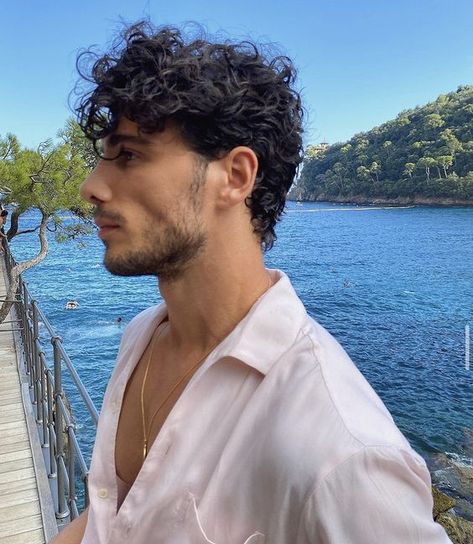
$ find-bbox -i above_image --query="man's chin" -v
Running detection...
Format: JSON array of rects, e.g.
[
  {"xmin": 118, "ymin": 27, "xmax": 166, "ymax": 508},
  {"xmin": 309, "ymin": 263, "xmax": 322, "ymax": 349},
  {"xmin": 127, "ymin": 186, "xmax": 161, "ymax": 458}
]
[{"xmin": 103, "ymin": 252, "xmax": 151, "ymax": 277}]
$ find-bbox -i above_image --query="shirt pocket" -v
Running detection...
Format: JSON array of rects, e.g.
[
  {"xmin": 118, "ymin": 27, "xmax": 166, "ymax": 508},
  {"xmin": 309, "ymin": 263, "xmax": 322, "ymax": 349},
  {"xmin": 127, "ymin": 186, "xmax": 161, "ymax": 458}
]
[{"xmin": 184, "ymin": 493, "xmax": 265, "ymax": 544}]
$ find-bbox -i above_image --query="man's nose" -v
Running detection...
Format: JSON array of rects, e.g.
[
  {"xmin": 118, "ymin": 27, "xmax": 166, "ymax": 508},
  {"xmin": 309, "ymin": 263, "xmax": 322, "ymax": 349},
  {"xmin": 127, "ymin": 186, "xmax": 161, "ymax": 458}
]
[{"xmin": 80, "ymin": 161, "xmax": 112, "ymax": 204}]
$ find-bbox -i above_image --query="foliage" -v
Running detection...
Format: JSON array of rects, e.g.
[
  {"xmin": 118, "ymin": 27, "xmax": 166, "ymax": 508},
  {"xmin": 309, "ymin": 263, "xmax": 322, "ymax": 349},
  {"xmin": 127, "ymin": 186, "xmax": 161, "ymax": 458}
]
[
  {"xmin": 292, "ymin": 85, "xmax": 473, "ymax": 202},
  {"xmin": 0, "ymin": 119, "xmax": 95, "ymax": 322},
  {"xmin": 0, "ymin": 118, "xmax": 94, "ymax": 240}
]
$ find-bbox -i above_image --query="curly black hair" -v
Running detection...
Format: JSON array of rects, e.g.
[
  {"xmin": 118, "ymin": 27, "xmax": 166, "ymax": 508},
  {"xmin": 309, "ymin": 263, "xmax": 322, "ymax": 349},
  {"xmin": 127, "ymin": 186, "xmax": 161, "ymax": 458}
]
[{"xmin": 75, "ymin": 22, "xmax": 304, "ymax": 250}]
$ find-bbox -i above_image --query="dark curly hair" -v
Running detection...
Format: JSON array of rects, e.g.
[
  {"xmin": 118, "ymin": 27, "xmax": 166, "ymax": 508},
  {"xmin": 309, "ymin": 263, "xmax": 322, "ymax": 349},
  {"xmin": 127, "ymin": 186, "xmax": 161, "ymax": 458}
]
[{"xmin": 75, "ymin": 22, "xmax": 304, "ymax": 250}]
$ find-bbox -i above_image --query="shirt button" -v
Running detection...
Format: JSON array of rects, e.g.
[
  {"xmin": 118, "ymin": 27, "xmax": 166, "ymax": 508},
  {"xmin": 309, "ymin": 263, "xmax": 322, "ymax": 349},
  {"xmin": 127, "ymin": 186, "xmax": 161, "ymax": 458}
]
[{"xmin": 98, "ymin": 488, "xmax": 108, "ymax": 499}]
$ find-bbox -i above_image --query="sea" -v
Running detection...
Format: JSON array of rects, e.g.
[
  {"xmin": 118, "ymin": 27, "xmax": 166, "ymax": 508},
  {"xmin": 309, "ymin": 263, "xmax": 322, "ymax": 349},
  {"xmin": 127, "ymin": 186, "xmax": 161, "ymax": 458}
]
[{"xmin": 9, "ymin": 201, "xmax": 473, "ymax": 514}]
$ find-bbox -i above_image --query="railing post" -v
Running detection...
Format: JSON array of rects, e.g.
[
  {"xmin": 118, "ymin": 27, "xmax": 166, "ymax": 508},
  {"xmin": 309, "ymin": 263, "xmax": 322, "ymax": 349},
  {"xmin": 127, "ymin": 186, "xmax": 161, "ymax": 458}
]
[
  {"xmin": 33, "ymin": 301, "xmax": 49, "ymax": 446},
  {"xmin": 46, "ymin": 371, "xmax": 57, "ymax": 478},
  {"xmin": 22, "ymin": 283, "xmax": 33, "ymax": 384},
  {"xmin": 32, "ymin": 299, "xmax": 39, "ymax": 340},
  {"xmin": 40, "ymin": 353, "xmax": 49, "ymax": 449},
  {"xmin": 67, "ymin": 424, "xmax": 77, "ymax": 519},
  {"xmin": 52, "ymin": 335, "xmax": 69, "ymax": 520},
  {"xmin": 32, "ymin": 301, "xmax": 42, "ymax": 425}
]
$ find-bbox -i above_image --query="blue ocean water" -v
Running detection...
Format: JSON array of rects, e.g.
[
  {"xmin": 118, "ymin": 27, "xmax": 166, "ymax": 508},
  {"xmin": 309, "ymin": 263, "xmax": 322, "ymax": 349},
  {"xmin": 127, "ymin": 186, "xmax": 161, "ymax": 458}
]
[{"xmin": 10, "ymin": 203, "xmax": 473, "ymax": 492}]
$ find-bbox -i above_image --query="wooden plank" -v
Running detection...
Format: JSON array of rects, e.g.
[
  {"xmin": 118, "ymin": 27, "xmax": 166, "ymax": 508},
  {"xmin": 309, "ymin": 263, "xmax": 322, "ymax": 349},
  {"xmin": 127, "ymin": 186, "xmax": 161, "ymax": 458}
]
[
  {"xmin": 0, "ymin": 416, "xmax": 25, "ymax": 428},
  {"xmin": 0, "ymin": 412, "xmax": 24, "ymax": 423},
  {"xmin": 0, "ymin": 449, "xmax": 32, "ymax": 465},
  {"xmin": 0, "ymin": 420, "xmax": 26, "ymax": 432},
  {"xmin": 0, "ymin": 477, "xmax": 37, "ymax": 496},
  {"xmin": 0, "ymin": 371, "xmax": 17, "ymax": 379},
  {"xmin": 0, "ymin": 513, "xmax": 43, "ymax": 537},
  {"xmin": 0, "ymin": 427, "xmax": 28, "ymax": 441},
  {"xmin": 0, "ymin": 410, "xmax": 25, "ymax": 422},
  {"xmin": 0, "ymin": 441, "xmax": 30, "ymax": 456},
  {"xmin": 0, "ymin": 457, "xmax": 33, "ymax": 475},
  {"xmin": 0, "ymin": 398, "xmax": 24, "ymax": 414},
  {"xmin": 0, "ymin": 394, "xmax": 22, "ymax": 405},
  {"xmin": 0, "ymin": 401, "xmax": 22, "ymax": 412},
  {"xmin": 0, "ymin": 467, "xmax": 35, "ymax": 485},
  {"xmin": 0, "ymin": 498, "xmax": 40, "ymax": 522},
  {"xmin": 0, "ymin": 528, "xmax": 45, "ymax": 544},
  {"xmin": 0, "ymin": 390, "xmax": 21, "ymax": 400},
  {"xmin": 0, "ymin": 378, "xmax": 19, "ymax": 385},
  {"xmin": 0, "ymin": 408, "xmax": 24, "ymax": 421},
  {"xmin": 0, "ymin": 360, "xmax": 17, "ymax": 367},
  {"xmin": 0, "ymin": 378, "xmax": 21, "ymax": 388},
  {"xmin": 0, "ymin": 371, "xmax": 19, "ymax": 379},
  {"xmin": 0, "ymin": 488, "xmax": 39, "ymax": 509},
  {"xmin": 0, "ymin": 414, "xmax": 25, "ymax": 427}
]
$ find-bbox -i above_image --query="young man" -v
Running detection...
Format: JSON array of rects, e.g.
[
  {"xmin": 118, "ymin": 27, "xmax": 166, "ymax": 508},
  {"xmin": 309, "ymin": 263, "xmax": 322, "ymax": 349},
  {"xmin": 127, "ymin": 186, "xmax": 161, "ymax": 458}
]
[{"xmin": 52, "ymin": 23, "xmax": 451, "ymax": 543}]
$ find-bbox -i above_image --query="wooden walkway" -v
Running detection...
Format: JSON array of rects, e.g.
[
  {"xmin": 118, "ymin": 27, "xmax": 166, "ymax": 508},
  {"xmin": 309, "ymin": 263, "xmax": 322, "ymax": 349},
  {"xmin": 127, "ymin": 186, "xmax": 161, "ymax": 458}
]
[{"xmin": 0, "ymin": 259, "xmax": 57, "ymax": 543}]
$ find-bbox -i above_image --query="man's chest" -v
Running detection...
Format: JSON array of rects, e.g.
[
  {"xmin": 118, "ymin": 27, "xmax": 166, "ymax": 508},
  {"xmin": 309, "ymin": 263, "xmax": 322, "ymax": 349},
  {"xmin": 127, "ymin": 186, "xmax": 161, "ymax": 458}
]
[
  {"xmin": 114, "ymin": 352, "xmax": 192, "ymax": 486},
  {"xmin": 89, "ymin": 355, "xmax": 310, "ymax": 544}
]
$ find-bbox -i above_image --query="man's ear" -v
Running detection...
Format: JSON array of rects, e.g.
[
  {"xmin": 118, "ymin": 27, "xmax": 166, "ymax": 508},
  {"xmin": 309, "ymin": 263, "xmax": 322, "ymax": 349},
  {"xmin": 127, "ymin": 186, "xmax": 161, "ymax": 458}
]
[{"xmin": 216, "ymin": 146, "xmax": 258, "ymax": 209}]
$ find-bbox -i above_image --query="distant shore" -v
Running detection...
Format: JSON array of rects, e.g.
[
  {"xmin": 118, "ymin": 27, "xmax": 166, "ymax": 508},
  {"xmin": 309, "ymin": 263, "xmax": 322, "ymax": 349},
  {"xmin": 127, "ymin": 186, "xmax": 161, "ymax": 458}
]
[{"xmin": 288, "ymin": 195, "xmax": 473, "ymax": 207}]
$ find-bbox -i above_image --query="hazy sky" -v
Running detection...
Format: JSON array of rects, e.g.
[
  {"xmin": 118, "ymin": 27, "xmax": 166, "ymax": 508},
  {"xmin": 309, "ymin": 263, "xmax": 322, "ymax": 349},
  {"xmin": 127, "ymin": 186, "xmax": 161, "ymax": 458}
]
[{"xmin": 1, "ymin": 0, "xmax": 472, "ymax": 149}]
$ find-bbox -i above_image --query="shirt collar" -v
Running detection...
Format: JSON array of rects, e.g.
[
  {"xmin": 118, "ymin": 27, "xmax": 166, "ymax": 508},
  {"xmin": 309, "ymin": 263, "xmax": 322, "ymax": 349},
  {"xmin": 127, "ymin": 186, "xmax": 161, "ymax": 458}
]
[
  {"xmin": 148, "ymin": 269, "xmax": 307, "ymax": 377},
  {"xmin": 212, "ymin": 269, "xmax": 307, "ymax": 375}
]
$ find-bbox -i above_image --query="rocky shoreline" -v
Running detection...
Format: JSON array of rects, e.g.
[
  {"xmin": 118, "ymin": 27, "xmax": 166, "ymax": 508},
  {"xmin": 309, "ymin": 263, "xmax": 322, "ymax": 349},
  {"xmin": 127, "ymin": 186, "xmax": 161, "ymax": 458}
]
[
  {"xmin": 433, "ymin": 486, "xmax": 473, "ymax": 543},
  {"xmin": 289, "ymin": 195, "xmax": 473, "ymax": 207}
]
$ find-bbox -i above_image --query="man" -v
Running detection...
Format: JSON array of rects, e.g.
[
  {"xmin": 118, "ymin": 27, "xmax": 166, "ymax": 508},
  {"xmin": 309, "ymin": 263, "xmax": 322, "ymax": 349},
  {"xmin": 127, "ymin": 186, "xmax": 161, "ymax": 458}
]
[{"xmin": 52, "ymin": 22, "xmax": 451, "ymax": 543}]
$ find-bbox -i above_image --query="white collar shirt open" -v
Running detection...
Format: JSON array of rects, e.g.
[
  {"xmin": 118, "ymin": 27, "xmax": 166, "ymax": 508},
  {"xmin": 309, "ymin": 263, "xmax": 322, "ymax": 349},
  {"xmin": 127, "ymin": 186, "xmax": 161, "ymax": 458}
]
[{"xmin": 81, "ymin": 269, "xmax": 452, "ymax": 544}]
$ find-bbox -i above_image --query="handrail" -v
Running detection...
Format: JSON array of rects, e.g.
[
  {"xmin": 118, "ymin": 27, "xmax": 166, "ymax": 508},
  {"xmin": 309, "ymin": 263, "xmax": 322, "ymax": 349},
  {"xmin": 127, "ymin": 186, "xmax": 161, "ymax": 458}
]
[{"xmin": 3, "ymin": 240, "xmax": 97, "ymax": 524}]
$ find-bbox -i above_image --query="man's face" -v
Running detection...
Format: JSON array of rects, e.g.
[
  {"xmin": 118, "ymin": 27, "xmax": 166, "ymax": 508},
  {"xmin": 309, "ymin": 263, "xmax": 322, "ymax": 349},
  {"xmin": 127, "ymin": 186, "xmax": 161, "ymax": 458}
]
[{"xmin": 80, "ymin": 118, "xmax": 208, "ymax": 281}]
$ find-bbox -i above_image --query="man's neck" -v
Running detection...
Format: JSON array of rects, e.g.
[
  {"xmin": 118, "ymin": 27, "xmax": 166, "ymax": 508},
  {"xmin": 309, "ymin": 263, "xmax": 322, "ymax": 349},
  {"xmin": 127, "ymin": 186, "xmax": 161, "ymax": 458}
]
[{"xmin": 158, "ymin": 247, "xmax": 270, "ymax": 357}]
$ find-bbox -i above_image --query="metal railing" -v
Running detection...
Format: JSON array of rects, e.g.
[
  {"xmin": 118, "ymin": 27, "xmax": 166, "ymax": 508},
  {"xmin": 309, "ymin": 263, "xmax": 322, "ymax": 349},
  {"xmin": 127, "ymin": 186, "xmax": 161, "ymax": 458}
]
[{"xmin": 3, "ymin": 242, "xmax": 98, "ymax": 523}]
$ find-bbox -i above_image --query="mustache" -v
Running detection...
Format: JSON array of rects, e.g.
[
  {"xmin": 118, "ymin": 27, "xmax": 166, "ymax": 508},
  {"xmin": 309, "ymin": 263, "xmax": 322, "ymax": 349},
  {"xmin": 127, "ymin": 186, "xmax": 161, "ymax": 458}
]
[{"xmin": 94, "ymin": 209, "xmax": 125, "ymax": 225}]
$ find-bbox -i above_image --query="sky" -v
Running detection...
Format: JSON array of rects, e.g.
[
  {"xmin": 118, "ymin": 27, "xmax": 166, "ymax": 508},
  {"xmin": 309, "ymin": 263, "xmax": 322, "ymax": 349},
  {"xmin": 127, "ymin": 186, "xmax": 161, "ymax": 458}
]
[{"xmin": 1, "ymin": 0, "xmax": 472, "ymax": 150}]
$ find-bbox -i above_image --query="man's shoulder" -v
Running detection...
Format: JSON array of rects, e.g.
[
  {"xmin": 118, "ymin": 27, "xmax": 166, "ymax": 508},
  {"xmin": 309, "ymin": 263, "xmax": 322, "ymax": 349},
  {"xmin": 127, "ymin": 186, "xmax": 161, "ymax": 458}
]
[{"xmin": 266, "ymin": 315, "xmax": 412, "ymax": 467}]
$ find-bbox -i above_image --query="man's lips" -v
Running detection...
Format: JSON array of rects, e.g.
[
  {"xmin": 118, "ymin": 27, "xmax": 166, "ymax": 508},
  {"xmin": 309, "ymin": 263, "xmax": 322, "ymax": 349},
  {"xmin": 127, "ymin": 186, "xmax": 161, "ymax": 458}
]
[
  {"xmin": 95, "ymin": 213, "xmax": 124, "ymax": 239},
  {"xmin": 95, "ymin": 221, "xmax": 120, "ymax": 238}
]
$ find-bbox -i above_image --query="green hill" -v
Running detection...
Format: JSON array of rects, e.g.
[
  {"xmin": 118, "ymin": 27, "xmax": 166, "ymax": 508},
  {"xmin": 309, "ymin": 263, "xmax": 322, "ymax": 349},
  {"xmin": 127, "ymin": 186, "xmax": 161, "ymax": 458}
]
[{"xmin": 291, "ymin": 85, "xmax": 473, "ymax": 205}]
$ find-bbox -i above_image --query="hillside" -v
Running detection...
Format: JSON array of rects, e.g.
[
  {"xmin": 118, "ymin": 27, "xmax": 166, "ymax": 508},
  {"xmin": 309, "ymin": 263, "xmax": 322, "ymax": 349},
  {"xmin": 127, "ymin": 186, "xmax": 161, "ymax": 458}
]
[{"xmin": 291, "ymin": 85, "xmax": 473, "ymax": 204}]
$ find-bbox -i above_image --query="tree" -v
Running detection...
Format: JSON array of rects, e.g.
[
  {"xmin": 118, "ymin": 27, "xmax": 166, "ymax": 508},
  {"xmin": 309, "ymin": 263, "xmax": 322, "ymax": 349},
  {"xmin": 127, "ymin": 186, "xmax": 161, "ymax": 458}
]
[
  {"xmin": 425, "ymin": 113, "xmax": 445, "ymax": 130},
  {"xmin": 436, "ymin": 155, "xmax": 453, "ymax": 178},
  {"xmin": 403, "ymin": 163, "xmax": 416, "ymax": 178},
  {"xmin": 370, "ymin": 161, "xmax": 381, "ymax": 183},
  {"xmin": 440, "ymin": 128, "xmax": 462, "ymax": 153},
  {"xmin": 357, "ymin": 166, "xmax": 371, "ymax": 181},
  {"xmin": 332, "ymin": 162, "xmax": 348, "ymax": 193},
  {"xmin": 417, "ymin": 157, "xmax": 437, "ymax": 181},
  {"xmin": 0, "ymin": 119, "xmax": 94, "ymax": 323},
  {"xmin": 58, "ymin": 118, "xmax": 98, "ymax": 171},
  {"xmin": 304, "ymin": 145, "xmax": 319, "ymax": 159}
]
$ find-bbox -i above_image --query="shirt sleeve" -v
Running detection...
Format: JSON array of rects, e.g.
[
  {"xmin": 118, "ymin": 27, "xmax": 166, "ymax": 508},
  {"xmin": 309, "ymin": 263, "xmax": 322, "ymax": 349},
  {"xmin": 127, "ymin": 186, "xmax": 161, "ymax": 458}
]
[{"xmin": 298, "ymin": 445, "xmax": 452, "ymax": 544}]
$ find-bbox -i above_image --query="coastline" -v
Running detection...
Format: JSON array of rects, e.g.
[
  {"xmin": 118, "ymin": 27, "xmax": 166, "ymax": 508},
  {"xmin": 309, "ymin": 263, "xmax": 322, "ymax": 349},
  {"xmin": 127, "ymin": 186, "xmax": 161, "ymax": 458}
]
[{"xmin": 289, "ymin": 195, "xmax": 473, "ymax": 207}]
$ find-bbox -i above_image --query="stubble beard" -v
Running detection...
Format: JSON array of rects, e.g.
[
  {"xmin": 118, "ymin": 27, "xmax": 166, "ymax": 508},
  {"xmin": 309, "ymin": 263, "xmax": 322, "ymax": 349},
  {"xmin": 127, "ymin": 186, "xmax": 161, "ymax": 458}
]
[{"xmin": 103, "ymin": 160, "xmax": 208, "ymax": 281}]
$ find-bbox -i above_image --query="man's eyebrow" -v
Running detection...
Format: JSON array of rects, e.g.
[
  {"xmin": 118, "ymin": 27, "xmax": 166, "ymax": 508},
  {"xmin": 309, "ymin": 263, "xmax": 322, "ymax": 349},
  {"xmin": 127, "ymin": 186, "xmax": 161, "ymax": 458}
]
[{"xmin": 105, "ymin": 133, "xmax": 153, "ymax": 147}]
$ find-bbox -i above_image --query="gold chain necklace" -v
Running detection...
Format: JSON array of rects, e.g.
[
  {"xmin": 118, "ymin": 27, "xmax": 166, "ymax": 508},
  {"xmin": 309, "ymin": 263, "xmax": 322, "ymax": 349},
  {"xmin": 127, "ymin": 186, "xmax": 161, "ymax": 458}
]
[
  {"xmin": 140, "ymin": 273, "xmax": 273, "ymax": 461},
  {"xmin": 140, "ymin": 322, "xmax": 219, "ymax": 460}
]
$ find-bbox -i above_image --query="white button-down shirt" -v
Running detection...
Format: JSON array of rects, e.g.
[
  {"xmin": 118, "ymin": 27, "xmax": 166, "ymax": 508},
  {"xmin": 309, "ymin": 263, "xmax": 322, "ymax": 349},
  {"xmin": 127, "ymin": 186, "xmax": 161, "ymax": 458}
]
[{"xmin": 81, "ymin": 269, "xmax": 451, "ymax": 543}]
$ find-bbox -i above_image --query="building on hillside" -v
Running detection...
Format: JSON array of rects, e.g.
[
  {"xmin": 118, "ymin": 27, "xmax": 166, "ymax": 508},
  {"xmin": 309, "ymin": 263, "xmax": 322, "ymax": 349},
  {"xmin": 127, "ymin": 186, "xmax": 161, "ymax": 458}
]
[{"xmin": 306, "ymin": 142, "xmax": 330, "ymax": 157}]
